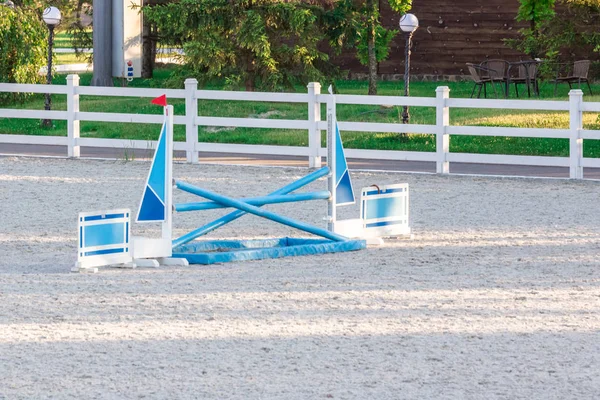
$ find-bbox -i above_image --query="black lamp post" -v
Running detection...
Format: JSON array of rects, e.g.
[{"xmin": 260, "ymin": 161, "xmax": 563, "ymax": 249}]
[
  {"xmin": 399, "ymin": 13, "xmax": 419, "ymax": 124},
  {"xmin": 42, "ymin": 6, "xmax": 61, "ymax": 128}
]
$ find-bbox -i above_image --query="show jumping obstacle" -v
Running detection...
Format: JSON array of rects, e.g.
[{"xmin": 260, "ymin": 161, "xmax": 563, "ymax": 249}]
[{"xmin": 74, "ymin": 89, "xmax": 410, "ymax": 272}]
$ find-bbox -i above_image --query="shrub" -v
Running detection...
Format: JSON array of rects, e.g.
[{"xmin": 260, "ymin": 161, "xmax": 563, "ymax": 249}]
[{"xmin": 0, "ymin": 2, "xmax": 47, "ymax": 103}]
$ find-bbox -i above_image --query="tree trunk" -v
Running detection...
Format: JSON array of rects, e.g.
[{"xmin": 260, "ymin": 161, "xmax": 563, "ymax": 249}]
[
  {"xmin": 141, "ymin": 14, "xmax": 155, "ymax": 78},
  {"xmin": 366, "ymin": 0, "xmax": 378, "ymax": 95},
  {"xmin": 244, "ymin": 48, "xmax": 255, "ymax": 91},
  {"xmin": 244, "ymin": 0, "xmax": 255, "ymax": 91},
  {"xmin": 245, "ymin": 59, "xmax": 255, "ymax": 92}
]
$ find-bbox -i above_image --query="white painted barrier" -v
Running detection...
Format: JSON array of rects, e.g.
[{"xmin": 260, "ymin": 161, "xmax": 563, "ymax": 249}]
[
  {"xmin": 74, "ymin": 209, "xmax": 133, "ymax": 272},
  {"xmin": 333, "ymin": 184, "xmax": 411, "ymax": 245},
  {"xmin": 0, "ymin": 77, "xmax": 599, "ymax": 179}
]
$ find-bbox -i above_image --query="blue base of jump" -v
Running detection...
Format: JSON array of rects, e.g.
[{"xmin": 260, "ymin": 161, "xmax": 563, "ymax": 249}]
[{"xmin": 172, "ymin": 237, "xmax": 367, "ymax": 265}]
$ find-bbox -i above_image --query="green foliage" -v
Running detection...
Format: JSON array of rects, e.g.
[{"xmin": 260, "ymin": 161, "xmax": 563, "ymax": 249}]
[
  {"xmin": 356, "ymin": 24, "xmax": 397, "ymax": 65},
  {"xmin": 143, "ymin": 0, "xmax": 336, "ymax": 91},
  {"xmin": 508, "ymin": 0, "xmax": 600, "ymax": 66},
  {"xmin": 331, "ymin": 0, "xmax": 411, "ymax": 94},
  {"xmin": 0, "ymin": 2, "xmax": 47, "ymax": 103},
  {"xmin": 65, "ymin": 1, "xmax": 93, "ymax": 62},
  {"xmin": 332, "ymin": 0, "xmax": 412, "ymax": 60},
  {"xmin": 506, "ymin": 0, "xmax": 556, "ymax": 58},
  {"xmin": 516, "ymin": 0, "xmax": 556, "ymax": 28},
  {"xmin": 387, "ymin": 0, "xmax": 412, "ymax": 14},
  {"xmin": 43, "ymin": 0, "xmax": 93, "ymax": 60},
  {"xmin": 563, "ymin": 0, "xmax": 600, "ymax": 6}
]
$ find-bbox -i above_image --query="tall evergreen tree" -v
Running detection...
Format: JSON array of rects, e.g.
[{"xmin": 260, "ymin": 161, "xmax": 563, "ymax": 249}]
[{"xmin": 144, "ymin": 0, "xmax": 335, "ymax": 91}]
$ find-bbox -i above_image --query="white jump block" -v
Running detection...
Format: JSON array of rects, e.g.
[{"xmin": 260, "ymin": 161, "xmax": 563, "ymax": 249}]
[
  {"xmin": 132, "ymin": 237, "xmax": 171, "ymax": 259},
  {"xmin": 132, "ymin": 237, "xmax": 189, "ymax": 267},
  {"xmin": 158, "ymin": 257, "xmax": 189, "ymax": 267},
  {"xmin": 334, "ymin": 183, "xmax": 411, "ymax": 244},
  {"xmin": 132, "ymin": 237, "xmax": 168, "ymax": 267},
  {"xmin": 73, "ymin": 209, "xmax": 133, "ymax": 272}
]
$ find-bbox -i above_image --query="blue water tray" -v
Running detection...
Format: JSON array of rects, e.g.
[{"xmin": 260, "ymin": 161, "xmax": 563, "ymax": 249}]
[{"xmin": 172, "ymin": 237, "xmax": 366, "ymax": 265}]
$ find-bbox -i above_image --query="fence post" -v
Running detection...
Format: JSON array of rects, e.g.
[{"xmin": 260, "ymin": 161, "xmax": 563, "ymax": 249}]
[
  {"xmin": 184, "ymin": 78, "xmax": 199, "ymax": 164},
  {"xmin": 66, "ymin": 74, "xmax": 80, "ymax": 158},
  {"xmin": 436, "ymin": 86, "xmax": 450, "ymax": 174},
  {"xmin": 307, "ymin": 82, "xmax": 322, "ymax": 168},
  {"xmin": 569, "ymin": 89, "xmax": 584, "ymax": 179}
]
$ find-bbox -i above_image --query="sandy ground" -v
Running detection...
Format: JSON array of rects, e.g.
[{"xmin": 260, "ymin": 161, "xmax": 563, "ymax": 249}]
[{"xmin": 0, "ymin": 156, "xmax": 599, "ymax": 400}]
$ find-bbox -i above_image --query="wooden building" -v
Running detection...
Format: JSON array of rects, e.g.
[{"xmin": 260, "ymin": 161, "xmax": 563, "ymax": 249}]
[{"xmin": 334, "ymin": 0, "xmax": 528, "ymax": 79}]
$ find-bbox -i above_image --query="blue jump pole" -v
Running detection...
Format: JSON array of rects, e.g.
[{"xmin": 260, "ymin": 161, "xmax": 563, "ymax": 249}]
[
  {"xmin": 175, "ymin": 191, "xmax": 331, "ymax": 212},
  {"xmin": 172, "ymin": 166, "xmax": 331, "ymax": 248},
  {"xmin": 175, "ymin": 181, "xmax": 348, "ymax": 242}
]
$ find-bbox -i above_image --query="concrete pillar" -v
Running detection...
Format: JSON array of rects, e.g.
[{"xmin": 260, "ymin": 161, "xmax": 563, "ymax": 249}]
[{"xmin": 91, "ymin": 0, "xmax": 113, "ymax": 87}]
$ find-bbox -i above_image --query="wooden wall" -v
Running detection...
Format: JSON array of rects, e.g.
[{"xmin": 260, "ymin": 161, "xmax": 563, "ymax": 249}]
[{"xmin": 333, "ymin": 0, "xmax": 529, "ymax": 78}]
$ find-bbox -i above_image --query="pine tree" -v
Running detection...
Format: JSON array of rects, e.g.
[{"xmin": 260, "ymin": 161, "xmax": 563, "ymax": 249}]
[{"xmin": 144, "ymin": 0, "xmax": 335, "ymax": 91}]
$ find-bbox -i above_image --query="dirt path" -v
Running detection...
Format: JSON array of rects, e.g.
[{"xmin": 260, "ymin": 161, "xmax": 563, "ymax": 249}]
[{"xmin": 0, "ymin": 157, "xmax": 599, "ymax": 399}]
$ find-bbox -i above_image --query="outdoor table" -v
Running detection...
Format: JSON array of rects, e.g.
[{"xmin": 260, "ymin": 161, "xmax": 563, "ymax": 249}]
[{"xmin": 505, "ymin": 60, "xmax": 541, "ymax": 98}]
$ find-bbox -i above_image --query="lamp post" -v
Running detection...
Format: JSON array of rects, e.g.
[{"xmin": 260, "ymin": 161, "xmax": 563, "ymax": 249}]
[
  {"xmin": 399, "ymin": 13, "xmax": 418, "ymax": 124},
  {"xmin": 41, "ymin": 6, "xmax": 61, "ymax": 128}
]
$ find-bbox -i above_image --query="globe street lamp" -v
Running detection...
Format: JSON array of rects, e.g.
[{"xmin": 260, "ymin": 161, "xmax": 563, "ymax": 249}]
[
  {"xmin": 42, "ymin": 6, "xmax": 61, "ymax": 127},
  {"xmin": 399, "ymin": 13, "xmax": 418, "ymax": 124}
]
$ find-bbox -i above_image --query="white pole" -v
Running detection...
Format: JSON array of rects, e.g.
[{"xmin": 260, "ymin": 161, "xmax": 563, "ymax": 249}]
[
  {"xmin": 307, "ymin": 82, "xmax": 322, "ymax": 168},
  {"xmin": 435, "ymin": 86, "xmax": 450, "ymax": 174},
  {"xmin": 163, "ymin": 105, "xmax": 174, "ymax": 248},
  {"xmin": 326, "ymin": 86, "xmax": 337, "ymax": 232},
  {"xmin": 569, "ymin": 89, "xmax": 584, "ymax": 179},
  {"xmin": 66, "ymin": 74, "xmax": 80, "ymax": 158},
  {"xmin": 184, "ymin": 78, "xmax": 199, "ymax": 164}
]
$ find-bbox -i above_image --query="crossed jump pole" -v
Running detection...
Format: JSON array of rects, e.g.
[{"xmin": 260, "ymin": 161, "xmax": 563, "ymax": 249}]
[{"xmin": 165, "ymin": 88, "xmax": 365, "ymax": 264}]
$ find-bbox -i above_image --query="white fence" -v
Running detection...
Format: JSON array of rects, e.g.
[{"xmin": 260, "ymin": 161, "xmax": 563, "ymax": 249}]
[{"xmin": 1, "ymin": 74, "xmax": 599, "ymax": 179}]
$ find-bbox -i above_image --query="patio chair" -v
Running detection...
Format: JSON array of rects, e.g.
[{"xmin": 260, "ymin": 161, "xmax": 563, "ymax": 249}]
[
  {"xmin": 466, "ymin": 63, "xmax": 498, "ymax": 98},
  {"xmin": 480, "ymin": 59, "xmax": 510, "ymax": 97},
  {"xmin": 551, "ymin": 60, "xmax": 593, "ymax": 96},
  {"xmin": 510, "ymin": 61, "xmax": 540, "ymax": 98}
]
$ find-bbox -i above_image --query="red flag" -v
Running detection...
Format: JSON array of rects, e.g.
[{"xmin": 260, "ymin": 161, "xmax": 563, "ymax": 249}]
[{"xmin": 151, "ymin": 94, "xmax": 167, "ymax": 107}]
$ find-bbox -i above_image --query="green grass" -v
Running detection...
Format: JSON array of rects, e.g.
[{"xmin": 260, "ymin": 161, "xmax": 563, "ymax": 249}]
[
  {"xmin": 53, "ymin": 30, "xmax": 91, "ymax": 49},
  {"xmin": 55, "ymin": 52, "xmax": 89, "ymax": 65},
  {"xmin": 2, "ymin": 68, "xmax": 600, "ymax": 157},
  {"xmin": 53, "ymin": 32, "xmax": 72, "ymax": 49}
]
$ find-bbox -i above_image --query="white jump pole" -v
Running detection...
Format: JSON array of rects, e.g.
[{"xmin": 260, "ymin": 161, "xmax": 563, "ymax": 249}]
[
  {"xmin": 163, "ymin": 104, "xmax": 174, "ymax": 246},
  {"xmin": 326, "ymin": 86, "xmax": 337, "ymax": 232}
]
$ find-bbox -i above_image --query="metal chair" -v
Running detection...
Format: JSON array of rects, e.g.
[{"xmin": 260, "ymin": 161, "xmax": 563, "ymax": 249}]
[
  {"xmin": 509, "ymin": 61, "xmax": 540, "ymax": 98},
  {"xmin": 552, "ymin": 60, "xmax": 593, "ymax": 96},
  {"xmin": 466, "ymin": 63, "xmax": 498, "ymax": 98},
  {"xmin": 480, "ymin": 59, "xmax": 510, "ymax": 97}
]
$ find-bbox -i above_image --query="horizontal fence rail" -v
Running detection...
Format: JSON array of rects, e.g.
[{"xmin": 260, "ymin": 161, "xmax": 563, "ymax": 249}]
[
  {"xmin": 447, "ymin": 98, "xmax": 570, "ymax": 111},
  {"xmin": 0, "ymin": 83, "xmax": 68, "ymax": 94},
  {"xmin": 445, "ymin": 126, "xmax": 571, "ymax": 138},
  {"xmin": 195, "ymin": 91, "xmax": 309, "ymax": 103},
  {"xmin": 0, "ymin": 76, "xmax": 599, "ymax": 179},
  {"xmin": 321, "ymin": 94, "xmax": 437, "ymax": 107},
  {"xmin": 75, "ymin": 86, "xmax": 186, "ymax": 98}
]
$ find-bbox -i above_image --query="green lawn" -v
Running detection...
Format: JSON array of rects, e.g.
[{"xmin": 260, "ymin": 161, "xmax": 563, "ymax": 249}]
[
  {"xmin": 55, "ymin": 52, "xmax": 90, "ymax": 65},
  {"xmin": 53, "ymin": 32, "xmax": 71, "ymax": 49},
  {"xmin": 2, "ymin": 68, "xmax": 599, "ymax": 157},
  {"xmin": 53, "ymin": 31, "xmax": 90, "ymax": 49}
]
